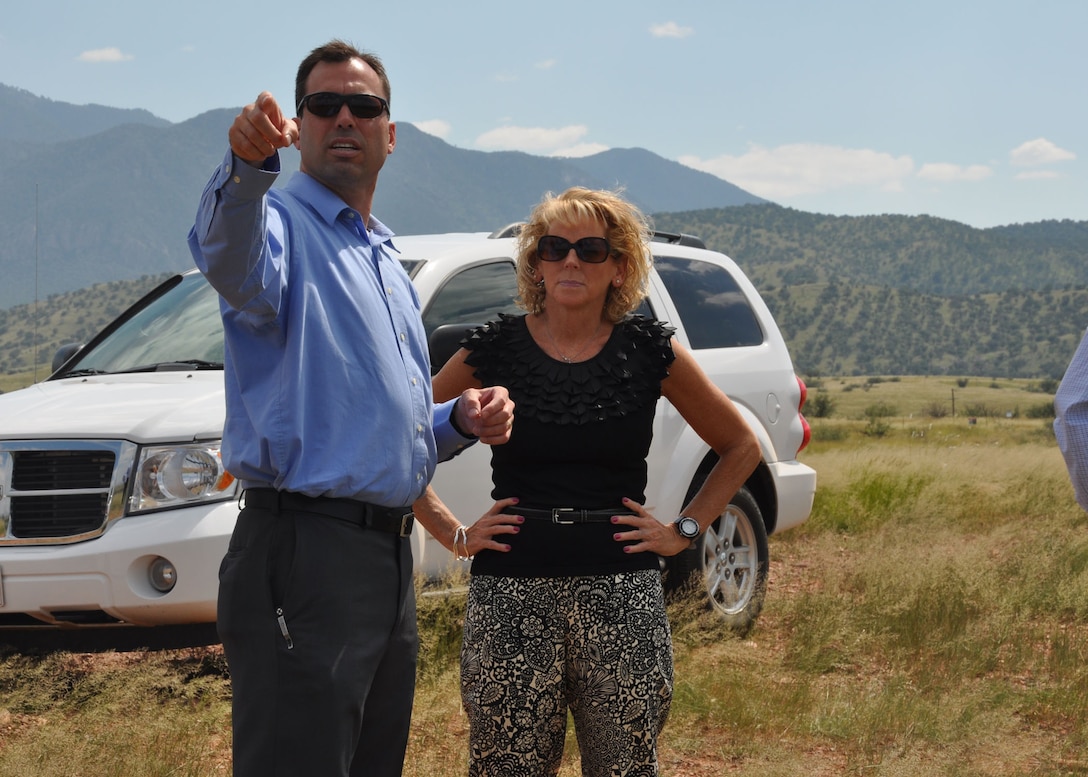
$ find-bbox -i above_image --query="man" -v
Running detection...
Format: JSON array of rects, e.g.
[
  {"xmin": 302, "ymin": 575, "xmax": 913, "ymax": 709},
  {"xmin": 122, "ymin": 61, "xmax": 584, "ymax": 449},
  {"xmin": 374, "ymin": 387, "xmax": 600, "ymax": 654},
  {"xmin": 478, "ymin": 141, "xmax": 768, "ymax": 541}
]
[
  {"xmin": 187, "ymin": 40, "xmax": 513, "ymax": 777},
  {"xmin": 1056, "ymin": 327, "xmax": 1088, "ymax": 512}
]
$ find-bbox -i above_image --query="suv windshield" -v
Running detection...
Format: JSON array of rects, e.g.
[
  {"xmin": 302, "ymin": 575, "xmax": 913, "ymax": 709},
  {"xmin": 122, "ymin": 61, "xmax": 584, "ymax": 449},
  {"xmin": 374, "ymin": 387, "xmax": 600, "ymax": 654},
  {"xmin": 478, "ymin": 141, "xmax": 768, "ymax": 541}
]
[{"xmin": 65, "ymin": 273, "xmax": 225, "ymax": 375}]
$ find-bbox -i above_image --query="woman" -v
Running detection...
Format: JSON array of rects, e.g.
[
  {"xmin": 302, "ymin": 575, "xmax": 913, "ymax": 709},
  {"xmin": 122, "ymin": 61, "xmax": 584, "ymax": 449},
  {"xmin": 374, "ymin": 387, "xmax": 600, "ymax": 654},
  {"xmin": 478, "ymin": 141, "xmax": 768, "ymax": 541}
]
[{"xmin": 415, "ymin": 187, "xmax": 760, "ymax": 776}]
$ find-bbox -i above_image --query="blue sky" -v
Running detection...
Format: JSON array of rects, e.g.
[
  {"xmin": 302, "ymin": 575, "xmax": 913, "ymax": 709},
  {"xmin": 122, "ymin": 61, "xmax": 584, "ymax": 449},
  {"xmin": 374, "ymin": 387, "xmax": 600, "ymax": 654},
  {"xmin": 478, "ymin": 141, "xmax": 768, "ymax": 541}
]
[{"xmin": 2, "ymin": 0, "xmax": 1084, "ymax": 228}]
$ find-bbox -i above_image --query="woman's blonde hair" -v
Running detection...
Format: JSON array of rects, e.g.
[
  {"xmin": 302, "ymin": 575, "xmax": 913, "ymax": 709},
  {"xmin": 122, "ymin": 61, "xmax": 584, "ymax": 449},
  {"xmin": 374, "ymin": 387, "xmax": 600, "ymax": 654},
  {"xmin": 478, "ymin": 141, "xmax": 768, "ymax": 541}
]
[{"xmin": 514, "ymin": 187, "xmax": 653, "ymax": 323}]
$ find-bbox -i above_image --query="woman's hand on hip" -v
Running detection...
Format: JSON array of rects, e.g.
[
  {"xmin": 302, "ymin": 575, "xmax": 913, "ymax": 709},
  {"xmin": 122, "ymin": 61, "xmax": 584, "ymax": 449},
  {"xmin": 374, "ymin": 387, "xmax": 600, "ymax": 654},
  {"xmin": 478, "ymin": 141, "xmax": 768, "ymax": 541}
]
[
  {"xmin": 463, "ymin": 497, "xmax": 523, "ymax": 555},
  {"xmin": 610, "ymin": 497, "xmax": 692, "ymax": 557}
]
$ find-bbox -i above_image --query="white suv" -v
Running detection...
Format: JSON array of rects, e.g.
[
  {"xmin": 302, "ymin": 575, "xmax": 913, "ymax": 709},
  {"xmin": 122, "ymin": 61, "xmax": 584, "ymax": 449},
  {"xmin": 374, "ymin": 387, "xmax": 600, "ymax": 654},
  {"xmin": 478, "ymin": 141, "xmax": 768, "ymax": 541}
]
[{"xmin": 0, "ymin": 228, "xmax": 814, "ymax": 638}]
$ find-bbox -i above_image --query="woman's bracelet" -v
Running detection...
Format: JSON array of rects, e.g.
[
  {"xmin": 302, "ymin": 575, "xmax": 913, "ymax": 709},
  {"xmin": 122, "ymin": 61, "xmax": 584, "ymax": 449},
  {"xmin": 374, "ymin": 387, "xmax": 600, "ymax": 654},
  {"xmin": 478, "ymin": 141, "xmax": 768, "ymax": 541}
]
[{"xmin": 454, "ymin": 524, "xmax": 473, "ymax": 561}]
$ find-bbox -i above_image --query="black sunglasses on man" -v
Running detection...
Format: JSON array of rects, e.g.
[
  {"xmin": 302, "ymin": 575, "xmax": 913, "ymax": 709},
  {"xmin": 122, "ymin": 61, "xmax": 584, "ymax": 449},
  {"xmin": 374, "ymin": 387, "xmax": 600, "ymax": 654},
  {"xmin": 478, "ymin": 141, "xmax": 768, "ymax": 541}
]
[{"xmin": 297, "ymin": 92, "xmax": 389, "ymax": 119}]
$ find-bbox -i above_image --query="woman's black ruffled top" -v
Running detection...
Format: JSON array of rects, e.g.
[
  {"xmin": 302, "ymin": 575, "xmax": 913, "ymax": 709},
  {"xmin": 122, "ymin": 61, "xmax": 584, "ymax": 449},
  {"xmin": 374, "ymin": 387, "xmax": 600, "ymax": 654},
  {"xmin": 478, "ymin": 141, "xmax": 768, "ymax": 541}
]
[{"xmin": 462, "ymin": 313, "xmax": 676, "ymax": 577}]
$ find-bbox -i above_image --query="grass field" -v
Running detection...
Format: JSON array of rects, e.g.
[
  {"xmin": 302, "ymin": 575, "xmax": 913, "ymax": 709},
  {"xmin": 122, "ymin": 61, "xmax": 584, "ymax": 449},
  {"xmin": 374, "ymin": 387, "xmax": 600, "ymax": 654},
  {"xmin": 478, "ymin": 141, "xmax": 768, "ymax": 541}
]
[
  {"xmin": 0, "ymin": 369, "xmax": 37, "ymax": 395},
  {"xmin": 1, "ymin": 377, "xmax": 1083, "ymax": 776},
  {"xmin": 809, "ymin": 373, "xmax": 1056, "ymax": 419}
]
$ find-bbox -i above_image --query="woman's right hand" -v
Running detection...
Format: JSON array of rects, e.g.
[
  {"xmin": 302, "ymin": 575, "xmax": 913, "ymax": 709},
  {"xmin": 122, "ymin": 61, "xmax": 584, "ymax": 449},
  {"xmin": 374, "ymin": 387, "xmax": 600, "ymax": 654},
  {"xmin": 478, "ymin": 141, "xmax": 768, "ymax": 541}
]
[{"xmin": 459, "ymin": 497, "xmax": 524, "ymax": 556}]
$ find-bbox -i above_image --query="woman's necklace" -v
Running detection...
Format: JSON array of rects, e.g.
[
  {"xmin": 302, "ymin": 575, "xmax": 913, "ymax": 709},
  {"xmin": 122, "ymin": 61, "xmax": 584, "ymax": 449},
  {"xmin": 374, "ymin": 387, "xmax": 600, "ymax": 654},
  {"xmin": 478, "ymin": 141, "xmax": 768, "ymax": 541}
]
[{"xmin": 543, "ymin": 318, "xmax": 604, "ymax": 363}]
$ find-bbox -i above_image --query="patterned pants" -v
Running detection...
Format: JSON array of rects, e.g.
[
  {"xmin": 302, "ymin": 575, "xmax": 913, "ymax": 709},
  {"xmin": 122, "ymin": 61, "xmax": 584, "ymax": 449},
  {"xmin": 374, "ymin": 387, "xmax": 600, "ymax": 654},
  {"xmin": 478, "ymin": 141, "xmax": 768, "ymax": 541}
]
[{"xmin": 460, "ymin": 570, "xmax": 674, "ymax": 777}]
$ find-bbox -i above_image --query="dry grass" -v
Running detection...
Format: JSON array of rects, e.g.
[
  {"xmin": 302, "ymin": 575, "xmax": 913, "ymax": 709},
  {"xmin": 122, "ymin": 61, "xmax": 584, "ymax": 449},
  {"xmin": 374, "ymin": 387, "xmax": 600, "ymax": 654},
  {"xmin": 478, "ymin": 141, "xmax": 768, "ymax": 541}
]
[
  {"xmin": 0, "ymin": 369, "xmax": 35, "ymax": 394},
  {"xmin": 2, "ymin": 385, "xmax": 1086, "ymax": 775},
  {"xmin": 809, "ymin": 374, "xmax": 1055, "ymax": 422}
]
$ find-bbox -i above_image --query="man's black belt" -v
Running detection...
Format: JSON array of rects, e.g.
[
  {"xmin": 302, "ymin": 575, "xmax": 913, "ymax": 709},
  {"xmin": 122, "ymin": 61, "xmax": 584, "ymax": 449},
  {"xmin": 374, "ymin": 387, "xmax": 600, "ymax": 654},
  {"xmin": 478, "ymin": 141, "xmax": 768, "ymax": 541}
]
[
  {"xmin": 243, "ymin": 488, "xmax": 414, "ymax": 537},
  {"xmin": 514, "ymin": 507, "xmax": 631, "ymax": 524}
]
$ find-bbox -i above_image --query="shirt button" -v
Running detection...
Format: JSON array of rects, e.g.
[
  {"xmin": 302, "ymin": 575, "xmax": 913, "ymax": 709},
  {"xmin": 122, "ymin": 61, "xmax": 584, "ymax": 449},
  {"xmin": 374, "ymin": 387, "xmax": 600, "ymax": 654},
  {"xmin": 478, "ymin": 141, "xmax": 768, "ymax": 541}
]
[
  {"xmin": 399, "ymin": 332, "xmax": 407, "ymax": 342},
  {"xmin": 411, "ymin": 377, "xmax": 418, "ymax": 386},
  {"xmin": 417, "ymin": 423, "xmax": 424, "ymax": 433},
  {"xmin": 232, "ymin": 175, "xmax": 242, "ymax": 184}
]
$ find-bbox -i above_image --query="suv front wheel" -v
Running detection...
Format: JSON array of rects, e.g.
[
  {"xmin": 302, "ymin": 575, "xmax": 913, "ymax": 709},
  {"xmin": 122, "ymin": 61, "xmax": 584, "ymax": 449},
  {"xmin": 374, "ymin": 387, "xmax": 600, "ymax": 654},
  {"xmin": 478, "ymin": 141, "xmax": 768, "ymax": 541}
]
[{"xmin": 664, "ymin": 486, "xmax": 769, "ymax": 635}]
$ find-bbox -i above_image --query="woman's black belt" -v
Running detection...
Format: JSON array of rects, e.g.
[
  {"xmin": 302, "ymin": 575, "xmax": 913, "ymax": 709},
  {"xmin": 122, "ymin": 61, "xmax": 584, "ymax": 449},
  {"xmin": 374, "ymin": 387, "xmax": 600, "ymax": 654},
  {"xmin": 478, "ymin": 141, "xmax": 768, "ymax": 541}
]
[
  {"xmin": 513, "ymin": 507, "xmax": 632, "ymax": 524},
  {"xmin": 242, "ymin": 488, "xmax": 414, "ymax": 536}
]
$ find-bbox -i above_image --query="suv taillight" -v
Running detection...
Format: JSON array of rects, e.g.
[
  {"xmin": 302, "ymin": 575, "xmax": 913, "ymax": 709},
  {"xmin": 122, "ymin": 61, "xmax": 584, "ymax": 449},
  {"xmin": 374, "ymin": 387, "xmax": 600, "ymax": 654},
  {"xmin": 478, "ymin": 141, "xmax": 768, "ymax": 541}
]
[{"xmin": 796, "ymin": 376, "xmax": 812, "ymax": 453}]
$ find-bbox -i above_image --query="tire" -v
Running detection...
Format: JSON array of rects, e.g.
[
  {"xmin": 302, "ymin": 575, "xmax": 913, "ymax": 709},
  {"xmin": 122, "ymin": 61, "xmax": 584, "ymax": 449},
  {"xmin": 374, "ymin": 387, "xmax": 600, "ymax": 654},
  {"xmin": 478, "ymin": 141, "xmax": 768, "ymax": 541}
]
[{"xmin": 664, "ymin": 486, "xmax": 769, "ymax": 635}]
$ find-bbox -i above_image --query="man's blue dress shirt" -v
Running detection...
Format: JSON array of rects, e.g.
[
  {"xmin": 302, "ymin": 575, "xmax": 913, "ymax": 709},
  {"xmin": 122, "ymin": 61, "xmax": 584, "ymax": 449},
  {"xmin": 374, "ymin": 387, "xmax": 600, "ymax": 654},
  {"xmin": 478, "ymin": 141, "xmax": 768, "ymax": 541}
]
[{"xmin": 188, "ymin": 149, "xmax": 470, "ymax": 507}]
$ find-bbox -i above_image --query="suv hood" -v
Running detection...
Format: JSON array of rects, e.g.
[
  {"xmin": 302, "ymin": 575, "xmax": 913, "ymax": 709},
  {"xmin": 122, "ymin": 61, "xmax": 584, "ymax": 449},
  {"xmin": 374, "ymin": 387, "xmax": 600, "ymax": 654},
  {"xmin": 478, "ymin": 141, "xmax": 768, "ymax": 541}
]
[{"xmin": 0, "ymin": 373, "xmax": 225, "ymax": 441}]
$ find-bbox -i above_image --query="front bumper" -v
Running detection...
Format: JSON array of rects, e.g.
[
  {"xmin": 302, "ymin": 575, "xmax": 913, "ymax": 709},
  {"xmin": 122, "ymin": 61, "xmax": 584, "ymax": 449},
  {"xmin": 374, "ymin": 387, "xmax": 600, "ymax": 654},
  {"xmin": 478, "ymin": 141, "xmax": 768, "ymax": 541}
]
[{"xmin": 0, "ymin": 500, "xmax": 237, "ymax": 628}]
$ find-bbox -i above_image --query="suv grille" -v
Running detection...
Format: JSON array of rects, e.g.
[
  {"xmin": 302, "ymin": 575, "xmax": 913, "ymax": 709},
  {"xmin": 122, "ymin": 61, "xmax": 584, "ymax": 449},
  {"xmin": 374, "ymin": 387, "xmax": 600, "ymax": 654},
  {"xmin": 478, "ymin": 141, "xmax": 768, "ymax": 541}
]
[
  {"xmin": 12, "ymin": 492, "xmax": 112, "ymax": 539},
  {"xmin": 13, "ymin": 449, "xmax": 115, "ymax": 490},
  {"xmin": 0, "ymin": 441, "xmax": 136, "ymax": 544}
]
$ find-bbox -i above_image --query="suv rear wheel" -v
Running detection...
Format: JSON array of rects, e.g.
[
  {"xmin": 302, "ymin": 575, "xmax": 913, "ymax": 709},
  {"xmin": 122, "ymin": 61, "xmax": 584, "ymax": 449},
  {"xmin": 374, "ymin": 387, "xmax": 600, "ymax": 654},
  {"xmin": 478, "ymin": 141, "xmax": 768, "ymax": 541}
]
[{"xmin": 664, "ymin": 486, "xmax": 769, "ymax": 635}]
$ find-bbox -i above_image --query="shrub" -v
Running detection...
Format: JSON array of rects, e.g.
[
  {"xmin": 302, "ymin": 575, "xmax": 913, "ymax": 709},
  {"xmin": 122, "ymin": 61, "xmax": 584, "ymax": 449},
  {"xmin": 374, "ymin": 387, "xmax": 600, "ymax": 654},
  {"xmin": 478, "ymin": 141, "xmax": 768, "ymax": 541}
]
[
  {"xmin": 1028, "ymin": 378, "xmax": 1060, "ymax": 394},
  {"xmin": 963, "ymin": 402, "xmax": 996, "ymax": 418},
  {"xmin": 864, "ymin": 401, "xmax": 898, "ymax": 419},
  {"xmin": 923, "ymin": 401, "xmax": 949, "ymax": 419},
  {"xmin": 1024, "ymin": 401, "xmax": 1057, "ymax": 419},
  {"xmin": 808, "ymin": 393, "xmax": 836, "ymax": 418},
  {"xmin": 812, "ymin": 424, "xmax": 849, "ymax": 442},
  {"xmin": 863, "ymin": 418, "xmax": 891, "ymax": 437}
]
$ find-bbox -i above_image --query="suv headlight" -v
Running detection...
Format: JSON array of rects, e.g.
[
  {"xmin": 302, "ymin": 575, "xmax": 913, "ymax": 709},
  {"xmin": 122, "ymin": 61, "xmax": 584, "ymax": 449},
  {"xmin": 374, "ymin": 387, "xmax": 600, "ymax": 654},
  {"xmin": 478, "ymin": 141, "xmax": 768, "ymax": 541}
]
[{"xmin": 130, "ymin": 442, "xmax": 237, "ymax": 513}]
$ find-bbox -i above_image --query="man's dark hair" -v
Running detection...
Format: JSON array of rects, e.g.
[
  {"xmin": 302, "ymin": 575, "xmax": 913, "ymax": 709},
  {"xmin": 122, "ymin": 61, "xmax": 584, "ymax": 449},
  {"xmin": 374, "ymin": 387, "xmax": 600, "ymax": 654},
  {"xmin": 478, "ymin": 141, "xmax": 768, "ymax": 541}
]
[{"xmin": 295, "ymin": 39, "xmax": 391, "ymax": 115}]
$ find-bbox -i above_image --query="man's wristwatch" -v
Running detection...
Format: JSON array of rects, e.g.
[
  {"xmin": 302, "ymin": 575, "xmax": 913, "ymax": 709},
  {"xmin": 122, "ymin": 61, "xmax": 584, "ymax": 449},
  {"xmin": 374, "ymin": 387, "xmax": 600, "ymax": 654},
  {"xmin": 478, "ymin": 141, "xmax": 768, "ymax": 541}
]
[{"xmin": 673, "ymin": 515, "xmax": 701, "ymax": 547}]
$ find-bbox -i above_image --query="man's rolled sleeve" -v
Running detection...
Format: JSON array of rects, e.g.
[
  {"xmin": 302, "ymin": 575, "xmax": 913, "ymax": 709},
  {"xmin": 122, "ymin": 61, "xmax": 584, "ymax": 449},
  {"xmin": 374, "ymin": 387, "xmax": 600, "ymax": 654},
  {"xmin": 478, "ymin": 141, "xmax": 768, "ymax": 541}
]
[{"xmin": 434, "ymin": 398, "xmax": 477, "ymax": 462}]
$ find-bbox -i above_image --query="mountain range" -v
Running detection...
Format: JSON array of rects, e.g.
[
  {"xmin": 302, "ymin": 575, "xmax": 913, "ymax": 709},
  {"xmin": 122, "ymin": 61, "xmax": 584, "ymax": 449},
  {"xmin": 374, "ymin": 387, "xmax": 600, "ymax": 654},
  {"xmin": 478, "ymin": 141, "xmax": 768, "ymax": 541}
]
[
  {"xmin": 2, "ymin": 84, "xmax": 1088, "ymax": 381},
  {"xmin": 0, "ymin": 83, "xmax": 763, "ymax": 310}
]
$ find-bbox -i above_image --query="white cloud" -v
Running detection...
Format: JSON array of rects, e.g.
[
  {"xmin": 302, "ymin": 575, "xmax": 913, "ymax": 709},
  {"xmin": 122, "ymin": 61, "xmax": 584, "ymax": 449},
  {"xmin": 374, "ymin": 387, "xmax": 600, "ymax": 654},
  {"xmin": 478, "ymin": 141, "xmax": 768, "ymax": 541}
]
[
  {"xmin": 535, "ymin": 59, "xmax": 557, "ymax": 70},
  {"xmin": 413, "ymin": 120, "xmax": 451, "ymax": 140},
  {"xmin": 650, "ymin": 22, "xmax": 694, "ymax": 39},
  {"xmin": 1010, "ymin": 138, "xmax": 1076, "ymax": 167},
  {"xmin": 680, "ymin": 143, "xmax": 915, "ymax": 199},
  {"xmin": 76, "ymin": 47, "xmax": 133, "ymax": 63},
  {"xmin": 475, "ymin": 124, "xmax": 591, "ymax": 154},
  {"xmin": 917, "ymin": 163, "xmax": 993, "ymax": 182},
  {"xmin": 1014, "ymin": 169, "xmax": 1063, "ymax": 181}
]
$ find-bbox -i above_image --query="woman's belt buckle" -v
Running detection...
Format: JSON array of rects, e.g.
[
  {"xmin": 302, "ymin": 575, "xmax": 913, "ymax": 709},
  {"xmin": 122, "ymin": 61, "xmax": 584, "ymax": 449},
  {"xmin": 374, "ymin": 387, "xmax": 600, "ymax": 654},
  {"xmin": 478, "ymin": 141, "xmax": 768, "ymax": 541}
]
[{"xmin": 552, "ymin": 508, "xmax": 582, "ymax": 524}]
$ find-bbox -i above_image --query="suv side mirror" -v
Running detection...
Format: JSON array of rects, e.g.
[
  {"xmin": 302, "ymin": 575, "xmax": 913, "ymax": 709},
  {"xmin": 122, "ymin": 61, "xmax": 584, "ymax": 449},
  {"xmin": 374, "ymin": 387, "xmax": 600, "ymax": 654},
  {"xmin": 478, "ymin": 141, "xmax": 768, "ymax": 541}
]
[
  {"xmin": 428, "ymin": 324, "xmax": 478, "ymax": 376},
  {"xmin": 52, "ymin": 343, "xmax": 84, "ymax": 374}
]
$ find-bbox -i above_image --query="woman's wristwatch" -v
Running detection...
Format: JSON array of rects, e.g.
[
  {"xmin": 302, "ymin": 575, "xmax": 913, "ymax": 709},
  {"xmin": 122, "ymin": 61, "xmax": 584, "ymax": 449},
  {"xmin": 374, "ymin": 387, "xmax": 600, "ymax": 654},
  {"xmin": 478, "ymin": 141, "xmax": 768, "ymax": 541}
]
[{"xmin": 673, "ymin": 515, "xmax": 700, "ymax": 547}]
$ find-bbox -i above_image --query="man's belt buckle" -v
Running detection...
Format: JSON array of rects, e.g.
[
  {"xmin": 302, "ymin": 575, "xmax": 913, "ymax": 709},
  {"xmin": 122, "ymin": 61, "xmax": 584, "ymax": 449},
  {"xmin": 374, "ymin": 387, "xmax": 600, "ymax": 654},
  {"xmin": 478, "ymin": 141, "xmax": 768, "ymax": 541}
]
[
  {"xmin": 398, "ymin": 512, "xmax": 415, "ymax": 537},
  {"xmin": 551, "ymin": 508, "xmax": 580, "ymax": 525}
]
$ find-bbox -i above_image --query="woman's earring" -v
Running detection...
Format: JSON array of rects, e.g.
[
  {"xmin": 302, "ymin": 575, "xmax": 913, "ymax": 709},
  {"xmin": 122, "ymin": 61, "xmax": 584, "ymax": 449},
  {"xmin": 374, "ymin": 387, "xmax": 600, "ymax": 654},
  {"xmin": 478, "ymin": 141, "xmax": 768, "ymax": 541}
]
[{"xmin": 614, "ymin": 278, "xmax": 622, "ymax": 286}]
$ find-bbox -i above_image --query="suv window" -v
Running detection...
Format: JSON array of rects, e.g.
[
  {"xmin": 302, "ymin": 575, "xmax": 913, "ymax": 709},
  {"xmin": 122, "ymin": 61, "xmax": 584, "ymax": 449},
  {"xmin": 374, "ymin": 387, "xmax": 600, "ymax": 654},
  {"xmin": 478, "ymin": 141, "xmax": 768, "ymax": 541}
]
[
  {"xmin": 422, "ymin": 260, "xmax": 521, "ymax": 339},
  {"xmin": 70, "ymin": 273, "xmax": 225, "ymax": 373},
  {"xmin": 654, "ymin": 256, "xmax": 764, "ymax": 349},
  {"xmin": 423, "ymin": 258, "xmax": 657, "ymax": 335}
]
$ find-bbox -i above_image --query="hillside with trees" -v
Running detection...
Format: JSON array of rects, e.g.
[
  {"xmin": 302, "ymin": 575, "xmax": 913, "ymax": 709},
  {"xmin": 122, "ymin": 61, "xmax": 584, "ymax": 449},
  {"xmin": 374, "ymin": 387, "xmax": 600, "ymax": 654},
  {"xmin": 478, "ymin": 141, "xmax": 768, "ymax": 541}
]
[
  {"xmin": 654, "ymin": 205, "xmax": 1088, "ymax": 295},
  {"xmin": 650, "ymin": 204, "xmax": 1088, "ymax": 379},
  {"xmin": 2, "ymin": 203, "xmax": 1087, "ymax": 387}
]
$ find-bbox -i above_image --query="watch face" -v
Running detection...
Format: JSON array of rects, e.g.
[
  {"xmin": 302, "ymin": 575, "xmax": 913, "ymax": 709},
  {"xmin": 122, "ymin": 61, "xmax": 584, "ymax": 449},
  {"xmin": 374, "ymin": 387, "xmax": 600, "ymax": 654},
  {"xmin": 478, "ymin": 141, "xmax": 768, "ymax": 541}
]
[{"xmin": 677, "ymin": 516, "xmax": 700, "ymax": 539}]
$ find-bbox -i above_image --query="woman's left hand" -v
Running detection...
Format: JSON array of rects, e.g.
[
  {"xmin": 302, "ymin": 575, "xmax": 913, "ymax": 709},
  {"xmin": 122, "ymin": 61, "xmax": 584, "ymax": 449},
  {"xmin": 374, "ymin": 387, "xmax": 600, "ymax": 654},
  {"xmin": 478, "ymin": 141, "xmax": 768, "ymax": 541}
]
[{"xmin": 610, "ymin": 497, "xmax": 693, "ymax": 557}]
